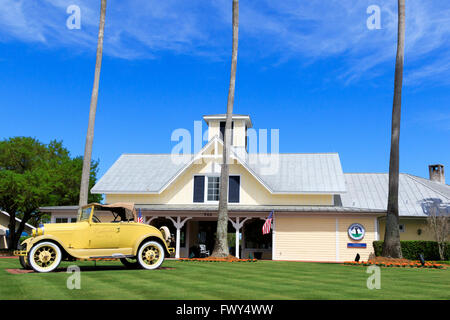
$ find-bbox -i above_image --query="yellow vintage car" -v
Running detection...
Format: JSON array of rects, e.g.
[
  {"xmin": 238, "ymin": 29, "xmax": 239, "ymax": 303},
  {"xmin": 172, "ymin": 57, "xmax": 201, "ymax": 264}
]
[{"xmin": 14, "ymin": 203, "xmax": 175, "ymax": 273}]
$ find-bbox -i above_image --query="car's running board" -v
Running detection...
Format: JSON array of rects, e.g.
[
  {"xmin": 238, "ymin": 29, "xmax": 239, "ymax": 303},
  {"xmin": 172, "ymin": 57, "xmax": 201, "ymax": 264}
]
[{"xmin": 89, "ymin": 254, "xmax": 135, "ymax": 259}]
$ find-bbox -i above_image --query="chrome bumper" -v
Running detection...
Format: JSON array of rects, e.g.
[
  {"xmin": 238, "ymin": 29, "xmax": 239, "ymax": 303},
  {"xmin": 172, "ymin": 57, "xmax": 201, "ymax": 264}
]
[{"xmin": 13, "ymin": 250, "xmax": 27, "ymax": 256}]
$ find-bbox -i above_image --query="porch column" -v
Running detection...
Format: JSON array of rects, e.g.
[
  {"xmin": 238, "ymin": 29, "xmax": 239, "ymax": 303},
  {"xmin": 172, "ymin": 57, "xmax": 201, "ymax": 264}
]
[
  {"xmin": 229, "ymin": 217, "xmax": 250, "ymax": 259},
  {"xmin": 168, "ymin": 216, "xmax": 192, "ymax": 259}
]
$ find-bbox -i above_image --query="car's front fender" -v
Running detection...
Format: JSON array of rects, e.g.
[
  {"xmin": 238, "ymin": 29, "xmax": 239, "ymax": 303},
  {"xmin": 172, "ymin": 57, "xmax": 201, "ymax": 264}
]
[{"xmin": 22, "ymin": 234, "xmax": 70, "ymax": 254}]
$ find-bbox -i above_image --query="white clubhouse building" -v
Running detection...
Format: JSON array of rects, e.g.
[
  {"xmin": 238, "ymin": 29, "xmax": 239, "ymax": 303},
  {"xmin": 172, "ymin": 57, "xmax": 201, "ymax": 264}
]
[{"xmin": 41, "ymin": 114, "xmax": 450, "ymax": 262}]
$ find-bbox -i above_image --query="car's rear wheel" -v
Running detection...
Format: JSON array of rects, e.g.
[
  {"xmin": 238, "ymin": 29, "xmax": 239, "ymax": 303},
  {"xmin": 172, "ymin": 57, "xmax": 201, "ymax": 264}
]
[
  {"xmin": 28, "ymin": 241, "xmax": 62, "ymax": 273},
  {"xmin": 137, "ymin": 241, "xmax": 165, "ymax": 270},
  {"xmin": 120, "ymin": 257, "xmax": 140, "ymax": 269}
]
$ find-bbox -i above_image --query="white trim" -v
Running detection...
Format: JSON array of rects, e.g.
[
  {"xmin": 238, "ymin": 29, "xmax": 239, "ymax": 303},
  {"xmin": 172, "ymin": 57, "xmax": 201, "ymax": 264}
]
[
  {"xmin": 168, "ymin": 216, "xmax": 192, "ymax": 259},
  {"xmin": 1, "ymin": 210, "xmax": 36, "ymax": 230},
  {"xmin": 158, "ymin": 136, "xmax": 275, "ymax": 195},
  {"xmin": 374, "ymin": 217, "xmax": 379, "ymax": 240},
  {"xmin": 335, "ymin": 218, "xmax": 340, "ymax": 262},
  {"xmin": 272, "ymin": 212, "xmax": 276, "ymax": 260}
]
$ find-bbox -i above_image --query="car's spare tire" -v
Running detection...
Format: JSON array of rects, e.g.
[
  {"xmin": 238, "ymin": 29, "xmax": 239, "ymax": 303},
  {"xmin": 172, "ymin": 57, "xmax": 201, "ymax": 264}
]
[
  {"xmin": 137, "ymin": 241, "xmax": 165, "ymax": 270},
  {"xmin": 28, "ymin": 241, "xmax": 62, "ymax": 273}
]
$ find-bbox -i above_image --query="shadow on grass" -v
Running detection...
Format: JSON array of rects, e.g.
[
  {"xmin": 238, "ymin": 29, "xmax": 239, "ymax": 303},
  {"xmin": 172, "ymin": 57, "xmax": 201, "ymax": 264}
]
[{"xmin": 6, "ymin": 265, "xmax": 176, "ymax": 274}]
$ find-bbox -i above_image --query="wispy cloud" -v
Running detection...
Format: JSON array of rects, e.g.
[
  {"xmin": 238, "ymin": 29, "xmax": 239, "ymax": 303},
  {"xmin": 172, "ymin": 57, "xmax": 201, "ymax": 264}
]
[{"xmin": 0, "ymin": 0, "xmax": 449, "ymax": 86}]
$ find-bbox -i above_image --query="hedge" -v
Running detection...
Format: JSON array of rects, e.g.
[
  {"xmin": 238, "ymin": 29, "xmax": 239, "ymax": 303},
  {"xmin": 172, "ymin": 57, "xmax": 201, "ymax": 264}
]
[{"xmin": 373, "ymin": 241, "xmax": 450, "ymax": 260}]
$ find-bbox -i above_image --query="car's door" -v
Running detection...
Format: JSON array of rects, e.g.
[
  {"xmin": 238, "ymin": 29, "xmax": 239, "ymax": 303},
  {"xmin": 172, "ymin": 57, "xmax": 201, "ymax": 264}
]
[{"xmin": 89, "ymin": 222, "xmax": 120, "ymax": 248}]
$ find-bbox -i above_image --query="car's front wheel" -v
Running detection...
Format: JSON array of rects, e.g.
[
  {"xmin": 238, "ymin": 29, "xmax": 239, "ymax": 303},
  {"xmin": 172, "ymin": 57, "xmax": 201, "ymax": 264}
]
[
  {"xmin": 137, "ymin": 241, "xmax": 165, "ymax": 270},
  {"xmin": 28, "ymin": 241, "xmax": 62, "ymax": 273},
  {"xmin": 18, "ymin": 244, "xmax": 31, "ymax": 270}
]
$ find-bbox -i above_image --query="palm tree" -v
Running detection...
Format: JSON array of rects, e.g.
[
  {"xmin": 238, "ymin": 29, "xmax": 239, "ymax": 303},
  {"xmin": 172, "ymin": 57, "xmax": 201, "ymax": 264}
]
[
  {"xmin": 382, "ymin": 0, "xmax": 405, "ymax": 258},
  {"xmin": 79, "ymin": 0, "xmax": 107, "ymax": 207},
  {"xmin": 211, "ymin": 0, "xmax": 239, "ymax": 258}
]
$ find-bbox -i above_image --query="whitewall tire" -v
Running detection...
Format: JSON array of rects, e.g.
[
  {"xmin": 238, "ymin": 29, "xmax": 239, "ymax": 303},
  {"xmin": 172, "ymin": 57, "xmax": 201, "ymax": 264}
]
[
  {"xmin": 137, "ymin": 241, "xmax": 165, "ymax": 270},
  {"xmin": 28, "ymin": 241, "xmax": 62, "ymax": 273}
]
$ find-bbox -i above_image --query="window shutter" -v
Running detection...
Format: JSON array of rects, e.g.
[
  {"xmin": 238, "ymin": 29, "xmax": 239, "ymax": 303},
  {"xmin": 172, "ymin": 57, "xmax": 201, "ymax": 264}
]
[
  {"xmin": 193, "ymin": 176, "xmax": 205, "ymax": 203},
  {"xmin": 228, "ymin": 176, "xmax": 240, "ymax": 203}
]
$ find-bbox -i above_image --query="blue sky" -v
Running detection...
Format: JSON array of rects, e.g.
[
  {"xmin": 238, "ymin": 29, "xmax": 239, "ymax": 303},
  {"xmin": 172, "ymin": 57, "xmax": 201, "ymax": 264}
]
[{"xmin": 0, "ymin": 0, "xmax": 449, "ymax": 180}]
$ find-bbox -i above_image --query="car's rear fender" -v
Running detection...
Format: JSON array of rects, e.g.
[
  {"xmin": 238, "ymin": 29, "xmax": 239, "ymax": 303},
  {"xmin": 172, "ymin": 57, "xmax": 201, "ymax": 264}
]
[{"xmin": 133, "ymin": 234, "xmax": 171, "ymax": 257}]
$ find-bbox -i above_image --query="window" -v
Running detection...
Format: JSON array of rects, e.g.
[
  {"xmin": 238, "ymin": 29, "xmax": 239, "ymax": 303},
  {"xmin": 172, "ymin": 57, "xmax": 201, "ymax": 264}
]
[
  {"xmin": 193, "ymin": 175, "xmax": 240, "ymax": 203},
  {"xmin": 228, "ymin": 175, "xmax": 240, "ymax": 203},
  {"xmin": 55, "ymin": 217, "xmax": 77, "ymax": 223},
  {"xmin": 207, "ymin": 176, "xmax": 220, "ymax": 201},
  {"xmin": 399, "ymin": 224, "xmax": 405, "ymax": 233},
  {"xmin": 78, "ymin": 207, "xmax": 92, "ymax": 222},
  {"xmin": 193, "ymin": 176, "xmax": 205, "ymax": 203}
]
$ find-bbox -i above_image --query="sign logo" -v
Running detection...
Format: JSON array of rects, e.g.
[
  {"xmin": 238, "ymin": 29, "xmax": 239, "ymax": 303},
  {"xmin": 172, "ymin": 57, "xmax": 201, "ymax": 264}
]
[{"xmin": 348, "ymin": 223, "xmax": 365, "ymax": 241}]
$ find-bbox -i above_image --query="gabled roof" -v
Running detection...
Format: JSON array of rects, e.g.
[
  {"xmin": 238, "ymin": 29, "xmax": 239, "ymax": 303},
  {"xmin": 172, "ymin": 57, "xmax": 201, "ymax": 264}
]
[
  {"xmin": 341, "ymin": 173, "xmax": 450, "ymax": 217},
  {"xmin": 91, "ymin": 137, "xmax": 346, "ymax": 195},
  {"xmin": 0, "ymin": 210, "xmax": 36, "ymax": 230}
]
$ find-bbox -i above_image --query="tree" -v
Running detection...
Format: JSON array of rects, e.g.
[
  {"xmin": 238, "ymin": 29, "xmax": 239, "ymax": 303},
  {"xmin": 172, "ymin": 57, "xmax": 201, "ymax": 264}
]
[
  {"xmin": 0, "ymin": 137, "xmax": 101, "ymax": 249},
  {"xmin": 382, "ymin": 0, "xmax": 405, "ymax": 258},
  {"xmin": 424, "ymin": 199, "xmax": 449, "ymax": 261},
  {"xmin": 79, "ymin": 0, "xmax": 107, "ymax": 207},
  {"xmin": 211, "ymin": 0, "xmax": 239, "ymax": 258}
]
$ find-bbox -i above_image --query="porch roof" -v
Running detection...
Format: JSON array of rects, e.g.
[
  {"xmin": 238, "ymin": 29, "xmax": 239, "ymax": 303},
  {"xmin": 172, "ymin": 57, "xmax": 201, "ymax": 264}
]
[
  {"xmin": 134, "ymin": 204, "xmax": 385, "ymax": 214},
  {"xmin": 39, "ymin": 204, "xmax": 384, "ymax": 215}
]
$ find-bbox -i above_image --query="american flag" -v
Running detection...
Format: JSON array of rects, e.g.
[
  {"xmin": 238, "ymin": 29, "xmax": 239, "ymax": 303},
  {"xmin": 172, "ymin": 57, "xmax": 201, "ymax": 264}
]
[
  {"xmin": 262, "ymin": 211, "xmax": 273, "ymax": 234},
  {"xmin": 137, "ymin": 209, "xmax": 144, "ymax": 223}
]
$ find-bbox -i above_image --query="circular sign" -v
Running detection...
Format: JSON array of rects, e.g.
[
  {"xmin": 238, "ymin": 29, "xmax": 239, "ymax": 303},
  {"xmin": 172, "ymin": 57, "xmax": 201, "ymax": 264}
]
[{"xmin": 348, "ymin": 223, "xmax": 365, "ymax": 241}]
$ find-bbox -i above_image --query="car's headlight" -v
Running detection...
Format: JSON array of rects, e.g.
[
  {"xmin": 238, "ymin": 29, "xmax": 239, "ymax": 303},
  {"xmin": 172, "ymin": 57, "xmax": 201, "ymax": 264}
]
[{"xmin": 32, "ymin": 227, "xmax": 44, "ymax": 237}]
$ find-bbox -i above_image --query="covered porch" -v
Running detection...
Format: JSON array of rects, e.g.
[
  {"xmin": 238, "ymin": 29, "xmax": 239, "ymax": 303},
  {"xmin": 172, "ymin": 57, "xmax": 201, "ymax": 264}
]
[{"xmin": 138, "ymin": 206, "xmax": 273, "ymax": 260}]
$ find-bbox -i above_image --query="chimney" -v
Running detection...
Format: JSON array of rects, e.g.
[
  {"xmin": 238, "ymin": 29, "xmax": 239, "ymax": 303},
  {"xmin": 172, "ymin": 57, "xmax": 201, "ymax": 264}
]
[{"xmin": 429, "ymin": 164, "xmax": 445, "ymax": 184}]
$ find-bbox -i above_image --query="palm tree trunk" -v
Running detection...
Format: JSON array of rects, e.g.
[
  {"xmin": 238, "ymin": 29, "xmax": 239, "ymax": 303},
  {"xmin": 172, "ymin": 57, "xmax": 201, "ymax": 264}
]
[
  {"xmin": 211, "ymin": 0, "xmax": 239, "ymax": 258},
  {"xmin": 79, "ymin": 0, "xmax": 107, "ymax": 207},
  {"xmin": 382, "ymin": 0, "xmax": 405, "ymax": 258}
]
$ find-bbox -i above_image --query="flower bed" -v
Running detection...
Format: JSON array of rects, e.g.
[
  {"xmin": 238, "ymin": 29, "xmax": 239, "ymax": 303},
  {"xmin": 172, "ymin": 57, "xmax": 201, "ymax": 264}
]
[
  {"xmin": 178, "ymin": 255, "xmax": 257, "ymax": 262},
  {"xmin": 344, "ymin": 259, "xmax": 445, "ymax": 269}
]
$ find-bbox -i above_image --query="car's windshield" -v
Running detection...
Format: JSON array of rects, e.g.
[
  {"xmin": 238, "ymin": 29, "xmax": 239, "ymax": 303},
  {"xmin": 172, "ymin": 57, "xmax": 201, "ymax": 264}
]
[{"xmin": 77, "ymin": 206, "xmax": 92, "ymax": 222}]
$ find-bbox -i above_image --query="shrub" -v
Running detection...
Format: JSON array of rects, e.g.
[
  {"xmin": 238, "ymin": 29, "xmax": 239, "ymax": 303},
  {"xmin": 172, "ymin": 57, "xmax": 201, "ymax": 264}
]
[
  {"xmin": 373, "ymin": 241, "xmax": 450, "ymax": 260},
  {"xmin": 19, "ymin": 236, "xmax": 31, "ymax": 244}
]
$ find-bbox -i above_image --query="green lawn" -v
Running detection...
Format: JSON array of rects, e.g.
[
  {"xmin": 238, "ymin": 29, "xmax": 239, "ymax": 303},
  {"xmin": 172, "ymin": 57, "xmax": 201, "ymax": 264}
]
[{"xmin": 0, "ymin": 258, "xmax": 449, "ymax": 300}]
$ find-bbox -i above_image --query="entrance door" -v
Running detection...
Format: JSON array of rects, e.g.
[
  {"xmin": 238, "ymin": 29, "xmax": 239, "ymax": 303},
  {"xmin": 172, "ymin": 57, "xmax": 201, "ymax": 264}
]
[{"xmin": 197, "ymin": 221, "xmax": 216, "ymax": 254}]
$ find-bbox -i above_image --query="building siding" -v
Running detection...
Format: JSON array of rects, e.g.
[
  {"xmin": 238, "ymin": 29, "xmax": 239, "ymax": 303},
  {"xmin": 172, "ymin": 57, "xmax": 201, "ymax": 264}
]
[
  {"xmin": 274, "ymin": 214, "xmax": 337, "ymax": 261},
  {"xmin": 378, "ymin": 218, "xmax": 434, "ymax": 241},
  {"xmin": 274, "ymin": 214, "xmax": 377, "ymax": 262}
]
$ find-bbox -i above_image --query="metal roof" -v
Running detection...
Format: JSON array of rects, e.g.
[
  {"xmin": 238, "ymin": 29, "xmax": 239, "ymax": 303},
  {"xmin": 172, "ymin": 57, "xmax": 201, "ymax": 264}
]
[
  {"xmin": 91, "ymin": 154, "xmax": 191, "ymax": 194},
  {"xmin": 91, "ymin": 152, "xmax": 347, "ymax": 194},
  {"xmin": 341, "ymin": 173, "xmax": 450, "ymax": 217},
  {"xmin": 246, "ymin": 153, "xmax": 346, "ymax": 193}
]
